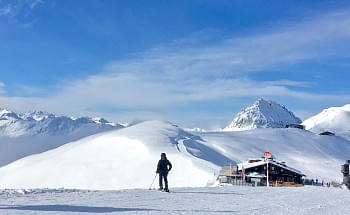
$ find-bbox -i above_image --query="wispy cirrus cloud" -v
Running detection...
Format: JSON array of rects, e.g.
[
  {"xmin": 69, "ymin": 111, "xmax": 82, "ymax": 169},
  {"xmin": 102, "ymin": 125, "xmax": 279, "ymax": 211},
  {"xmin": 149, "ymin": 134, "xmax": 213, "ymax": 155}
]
[
  {"xmin": 0, "ymin": 0, "xmax": 44, "ymax": 18},
  {"xmin": 0, "ymin": 82, "xmax": 6, "ymax": 95},
  {"xmin": 1, "ymin": 8, "xmax": 350, "ymax": 126},
  {"xmin": 0, "ymin": 4, "xmax": 11, "ymax": 16},
  {"xmin": 259, "ymin": 80, "xmax": 312, "ymax": 88},
  {"xmin": 105, "ymin": 10, "xmax": 350, "ymax": 80},
  {"xmin": 28, "ymin": 0, "xmax": 43, "ymax": 9}
]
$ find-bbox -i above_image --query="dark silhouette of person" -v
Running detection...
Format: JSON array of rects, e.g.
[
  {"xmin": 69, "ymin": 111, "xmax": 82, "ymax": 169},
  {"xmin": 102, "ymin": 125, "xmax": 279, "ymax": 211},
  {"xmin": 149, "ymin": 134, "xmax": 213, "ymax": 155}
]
[{"xmin": 156, "ymin": 153, "xmax": 172, "ymax": 192}]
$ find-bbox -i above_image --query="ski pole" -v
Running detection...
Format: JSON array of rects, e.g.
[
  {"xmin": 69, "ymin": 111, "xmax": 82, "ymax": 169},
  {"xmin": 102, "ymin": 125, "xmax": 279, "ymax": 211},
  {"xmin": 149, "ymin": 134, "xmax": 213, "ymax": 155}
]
[{"xmin": 149, "ymin": 173, "xmax": 158, "ymax": 190}]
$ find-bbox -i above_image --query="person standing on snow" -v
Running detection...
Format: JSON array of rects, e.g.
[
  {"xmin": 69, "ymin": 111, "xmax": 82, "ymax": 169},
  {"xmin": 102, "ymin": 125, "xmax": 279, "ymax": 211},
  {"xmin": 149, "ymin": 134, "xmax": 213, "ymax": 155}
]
[{"xmin": 156, "ymin": 153, "xmax": 172, "ymax": 192}]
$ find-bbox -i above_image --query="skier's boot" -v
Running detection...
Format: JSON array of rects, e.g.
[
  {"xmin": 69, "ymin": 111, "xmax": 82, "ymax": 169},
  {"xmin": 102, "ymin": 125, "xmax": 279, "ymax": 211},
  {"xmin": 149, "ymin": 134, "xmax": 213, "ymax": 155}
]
[
  {"xmin": 158, "ymin": 187, "xmax": 163, "ymax": 191},
  {"xmin": 164, "ymin": 188, "xmax": 169, "ymax": 192}
]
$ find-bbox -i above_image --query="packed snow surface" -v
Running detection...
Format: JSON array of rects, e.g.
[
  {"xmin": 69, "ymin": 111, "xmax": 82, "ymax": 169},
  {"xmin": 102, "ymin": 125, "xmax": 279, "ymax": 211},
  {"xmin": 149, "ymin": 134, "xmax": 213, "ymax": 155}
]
[
  {"xmin": 0, "ymin": 120, "xmax": 349, "ymax": 190},
  {"xmin": 303, "ymin": 104, "xmax": 350, "ymax": 138},
  {"xmin": 1, "ymin": 186, "xmax": 350, "ymax": 215},
  {"xmin": 225, "ymin": 99, "xmax": 302, "ymax": 131}
]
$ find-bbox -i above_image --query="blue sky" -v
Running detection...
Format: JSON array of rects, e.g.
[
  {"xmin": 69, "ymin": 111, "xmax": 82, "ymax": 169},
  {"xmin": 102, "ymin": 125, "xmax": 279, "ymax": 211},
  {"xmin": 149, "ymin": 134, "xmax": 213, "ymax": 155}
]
[{"xmin": 1, "ymin": 0, "xmax": 350, "ymax": 128}]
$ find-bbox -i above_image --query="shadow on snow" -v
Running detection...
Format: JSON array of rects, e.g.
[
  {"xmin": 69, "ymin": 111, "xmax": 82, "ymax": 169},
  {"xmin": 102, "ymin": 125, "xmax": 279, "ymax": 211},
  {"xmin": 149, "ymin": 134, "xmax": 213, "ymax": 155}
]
[
  {"xmin": 0, "ymin": 205, "xmax": 154, "ymax": 213},
  {"xmin": 169, "ymin": 129, "xmax": 233, "ymax": 166},
  {"xmin": 172, "ymin": 191, "xmax": 245, "ymax": 195},
  {"xmin": 0, "ymin": 204, "xmax": 239, "ymax": 213}
]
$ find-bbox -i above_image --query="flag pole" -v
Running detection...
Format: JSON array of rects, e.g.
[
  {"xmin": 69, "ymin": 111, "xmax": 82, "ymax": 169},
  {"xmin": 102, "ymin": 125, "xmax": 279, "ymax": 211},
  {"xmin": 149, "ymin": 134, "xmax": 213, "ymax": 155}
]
[{"xmin": 266, "ymin": 158, "xmax": 269, "ymax": 187}]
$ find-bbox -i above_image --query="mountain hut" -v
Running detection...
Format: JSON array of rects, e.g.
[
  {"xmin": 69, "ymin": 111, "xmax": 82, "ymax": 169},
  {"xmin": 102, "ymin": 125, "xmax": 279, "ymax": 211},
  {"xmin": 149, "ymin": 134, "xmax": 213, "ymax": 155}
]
[
  {"xmin": 218, "ymin": 153, "xmax": 305, "ymax": 187},
  {"xmin": 319, "ymin": 131, "xmax": 335, "ymax": 136}
]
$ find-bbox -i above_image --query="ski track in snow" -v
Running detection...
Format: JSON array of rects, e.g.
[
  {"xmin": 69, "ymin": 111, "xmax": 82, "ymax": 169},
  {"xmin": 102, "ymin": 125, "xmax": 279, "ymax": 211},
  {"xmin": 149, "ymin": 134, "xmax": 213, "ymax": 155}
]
[{"xmin": 0, "ymin": 186, "xmax": 350, "ymax": 215}]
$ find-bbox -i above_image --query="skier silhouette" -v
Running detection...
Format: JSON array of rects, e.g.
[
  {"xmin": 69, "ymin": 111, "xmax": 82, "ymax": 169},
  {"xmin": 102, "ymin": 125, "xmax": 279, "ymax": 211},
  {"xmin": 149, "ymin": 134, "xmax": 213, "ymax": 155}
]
[{"xmin": 156, "ymin": 153, "xmax": 172, "ymax": 192}]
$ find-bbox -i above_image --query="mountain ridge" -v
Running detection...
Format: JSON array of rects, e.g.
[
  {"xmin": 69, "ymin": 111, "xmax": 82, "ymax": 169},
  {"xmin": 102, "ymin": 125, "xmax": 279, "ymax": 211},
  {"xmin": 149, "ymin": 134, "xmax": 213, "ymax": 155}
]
[
  {"xmin": 0, "ymin": 108, "xmax": 123, "ymax": 137},
  {"xmin": 0, "ymin": 107, "xmax": 124, "ymax": 167},
  {"xmin": 302, "ymin": 104, "xmax": 350, "ymax": 135}
]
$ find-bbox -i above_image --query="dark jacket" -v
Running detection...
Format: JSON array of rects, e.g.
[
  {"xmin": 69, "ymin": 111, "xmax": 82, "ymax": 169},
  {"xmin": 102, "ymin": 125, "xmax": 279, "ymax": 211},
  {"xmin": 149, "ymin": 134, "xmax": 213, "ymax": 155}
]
[{"xmin": 156, "ymin": 159, "xmax": 172, "ymax": 173}]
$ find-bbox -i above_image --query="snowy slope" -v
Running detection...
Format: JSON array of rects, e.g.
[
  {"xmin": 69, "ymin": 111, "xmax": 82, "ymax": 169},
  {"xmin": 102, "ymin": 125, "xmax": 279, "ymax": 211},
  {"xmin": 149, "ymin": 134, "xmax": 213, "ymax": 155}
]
[
  {"xmin": 224, "ymin": 99, "xmax": 302, "ymax": 131},
  {"xmin": 0, "ymin": 120, "xmax": 349, "ymax": 190},
  {"xmin": 0, "ymin": 108, "xmax": 123, "ymax": 167},
  {"xmin": 199, "ymin": 128, "xmax": 350, "ymax": 181},
  {"xmin": 302, "ymin": 104, "xmax": 350, "ymax": 137},
  {"xmin": 0, "ymin": 121, "xmax": 229, "ymax": 190},
  {"xmin": 1, "ymin": 186, "xmax": 350, "ymax": 215}
]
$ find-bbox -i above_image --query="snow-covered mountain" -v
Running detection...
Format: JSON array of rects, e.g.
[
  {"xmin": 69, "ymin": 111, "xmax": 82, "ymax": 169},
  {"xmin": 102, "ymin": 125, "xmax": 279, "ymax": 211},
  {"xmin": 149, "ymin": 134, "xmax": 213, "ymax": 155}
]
[
  {"xmin": 224, "ymin": 99, "xmax": 302, "ymax": 131},
  {"xmin": 302, "ymin": 104, "xmax": 350, "ymax": 135},
  {"xmin": 0, "ymin": 108, "xmax": 122, "ymax": 137},
  {"xmin": 0, "ymin": 108, "xmax": 124, "ymax": 167},
  {"xmin": 0, "ymin": 120, "xmax": 349, "ymax": 190}
]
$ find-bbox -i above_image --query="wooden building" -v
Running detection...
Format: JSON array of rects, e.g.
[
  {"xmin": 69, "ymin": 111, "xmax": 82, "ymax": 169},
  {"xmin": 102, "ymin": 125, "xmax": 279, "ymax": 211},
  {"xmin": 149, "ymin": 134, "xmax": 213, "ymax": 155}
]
[
  {"xmin": 319, "ymin": 131, "xmax": 335, "ymax": 136},
  {"xmin": 286, "ymin": 124, "xmax": 305, "ymax": 130},
  {"xmin": 218, "ymin": 154, "xmax": 305, "ymax": 187}
]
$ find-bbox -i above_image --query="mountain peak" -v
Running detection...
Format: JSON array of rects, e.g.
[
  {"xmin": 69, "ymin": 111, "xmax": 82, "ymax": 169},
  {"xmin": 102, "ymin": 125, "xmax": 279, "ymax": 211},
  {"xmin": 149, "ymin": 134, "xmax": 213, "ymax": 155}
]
[
  {"xmin": 253, "ymin": 98, "xmax": 280, "ymax": 109},
  {"xmin": 21, "ymin": 110, "xmax": 55, "ymax": 121},
  {"xmin": 224, "ymin": 98, "xmax": 302, "ymax": 131},
  {"xmin": 302, "ymin": 104, "xmax": 350, "ymax": 133},
  {"xmin": 0, "ymin": 108, "xmax": 12, "ymax": 115}
]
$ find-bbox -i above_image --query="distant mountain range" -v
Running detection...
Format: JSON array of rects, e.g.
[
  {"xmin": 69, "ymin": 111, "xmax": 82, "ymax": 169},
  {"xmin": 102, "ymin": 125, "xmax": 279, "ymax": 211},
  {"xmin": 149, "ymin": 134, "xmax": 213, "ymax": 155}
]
[
  {"xmin": 224, "ymin": 98, "xmax": 302, "ymax": 131},
  {"xmin": 0, "ymin": 108, "xmax": 124, "ymax": 167},
  {"xmin": 0, "ymin": 108, "xmax": 123, "ymax": 137},
  {"xmin": 2, "ymin": 99, "xmax": 349, "ymax": 137}
]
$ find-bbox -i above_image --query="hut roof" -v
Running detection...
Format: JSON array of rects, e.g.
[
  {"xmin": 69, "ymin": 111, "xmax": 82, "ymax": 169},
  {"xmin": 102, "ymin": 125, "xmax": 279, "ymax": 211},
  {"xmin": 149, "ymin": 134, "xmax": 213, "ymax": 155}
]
[
  {"xmin": 319, "ymin": 131, "xmax": 335, "ymax": 136},
  {"xmin": 237, "ymin": 158, "xmax": 304, "ymax": 176}
]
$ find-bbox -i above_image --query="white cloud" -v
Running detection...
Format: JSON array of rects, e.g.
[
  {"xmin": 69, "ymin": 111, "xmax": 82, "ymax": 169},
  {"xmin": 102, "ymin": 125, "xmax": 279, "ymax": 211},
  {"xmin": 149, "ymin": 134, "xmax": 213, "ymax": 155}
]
[
  {"xmin": 260, "ymin": 80, "xmax": 312, "ymax": 88},
  {"xmin": 28, "ymin": 0, "xmax": 43, "ymax": 9},
  {"xmin": 0, "ymin": 82, "xmax": 5, "ymax": 95},
  {"xmin": 0, "ymin": 73, "xmax": 348, "ymax": 117},
  {"xmin": 0, "ymin": 83, "xmax": 5, "ymax": 96},
  {"xmin": 0, "ymin": 4, "xmax": 11, "ymax": 16},
  {"xmin": 0, "ymin": 0, "xmax": 44, "ymax": 19},
  {"xmin": 101, "ymin": 10, "xmax": 350, "ymax": 81}
]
